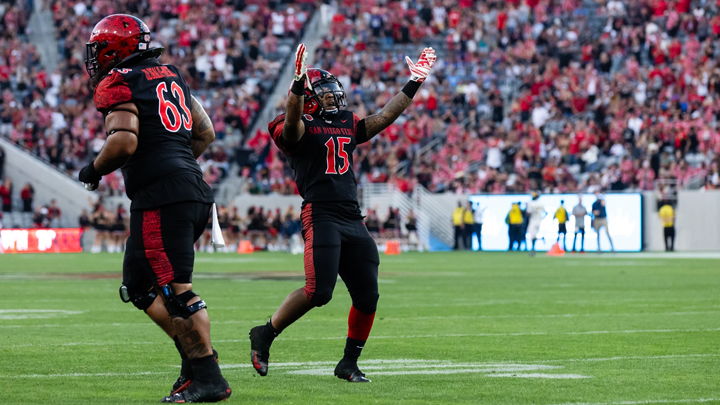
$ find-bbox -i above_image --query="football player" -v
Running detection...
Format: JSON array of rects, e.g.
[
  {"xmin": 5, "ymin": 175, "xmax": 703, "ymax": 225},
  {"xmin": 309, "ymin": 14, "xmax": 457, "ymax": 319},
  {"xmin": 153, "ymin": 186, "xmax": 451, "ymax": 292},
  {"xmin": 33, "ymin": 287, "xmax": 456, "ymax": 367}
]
[
  {"xmin": 526, "ymin": 192, "xmax": 546, "ymax": 256},
  {"xmin": 77, "ymin": 14, "xmax": 231, "ymax": 403},
  {"xmin": 248, "ymin": 44, "xmax": 436, "ymax": 382}
]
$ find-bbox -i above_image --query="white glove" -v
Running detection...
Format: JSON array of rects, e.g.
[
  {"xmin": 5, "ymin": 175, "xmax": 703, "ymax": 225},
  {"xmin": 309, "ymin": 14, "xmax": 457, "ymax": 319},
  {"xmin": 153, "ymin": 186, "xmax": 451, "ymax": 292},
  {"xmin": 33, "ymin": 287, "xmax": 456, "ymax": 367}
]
[
  {"xmin": 405, "ymin": 47, "xmax": 436, "ymax": 83},
  {"xmin": 293, "ymin": 43, "xmax": 308, "ymax": 81}
]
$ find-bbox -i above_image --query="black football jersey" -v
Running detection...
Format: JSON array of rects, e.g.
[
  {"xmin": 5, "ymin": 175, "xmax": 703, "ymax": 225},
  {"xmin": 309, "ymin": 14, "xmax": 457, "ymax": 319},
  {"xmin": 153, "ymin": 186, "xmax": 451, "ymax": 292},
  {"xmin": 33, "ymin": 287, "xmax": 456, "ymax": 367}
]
[
  {"xmin": 93, "ymin": 58, "xmax": 213, "ymax": 211},
  {"xmin": 269, "ymin": 110, "xmax": 369, "ymax": 217}
]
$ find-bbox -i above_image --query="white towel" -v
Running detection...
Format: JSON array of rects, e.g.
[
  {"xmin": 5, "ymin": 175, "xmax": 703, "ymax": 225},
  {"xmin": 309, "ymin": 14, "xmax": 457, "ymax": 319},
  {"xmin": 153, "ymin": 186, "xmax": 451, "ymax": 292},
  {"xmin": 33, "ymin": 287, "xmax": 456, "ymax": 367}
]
[{"xmin": 211, "ymin": 203, "xmax": 225, "ymax": 248}]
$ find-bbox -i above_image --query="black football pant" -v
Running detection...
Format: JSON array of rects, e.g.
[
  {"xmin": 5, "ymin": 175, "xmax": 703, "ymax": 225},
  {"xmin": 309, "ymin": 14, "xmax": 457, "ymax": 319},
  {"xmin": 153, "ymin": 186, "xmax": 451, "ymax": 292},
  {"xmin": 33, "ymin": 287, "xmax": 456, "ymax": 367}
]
[
  {"xmin": 300, "ymin": 203, "xmax": 380, "ymax": 315},
  {"xmin": 123, "ymin": 201, "xmax": 211, "ymax": 295},
  {"xmin": 454, "ymin": 226, "xmax": 463, "ymax": 250},
  {"xmin": 664, "ymin": 227, "xmax": 675, "ymax": 251},
  {"xmin": 463, "ymin": 225, "xmax": 473, "ymax": 250}
]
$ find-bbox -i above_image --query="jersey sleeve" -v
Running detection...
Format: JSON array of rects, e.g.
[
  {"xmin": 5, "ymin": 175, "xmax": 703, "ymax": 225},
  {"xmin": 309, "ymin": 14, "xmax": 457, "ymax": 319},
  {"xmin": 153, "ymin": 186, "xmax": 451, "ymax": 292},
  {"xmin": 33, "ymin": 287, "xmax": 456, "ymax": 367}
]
[
  {"xmin": 269, "ymin": 114, "xmax": 303, "ymax": 154},
  {"xmin": 354, "ymin": 113, "xmax": 369, "ymax": 144},
  {"xmin": 93, "ymin": 70, "xmax": 132, "ymax": 113}
]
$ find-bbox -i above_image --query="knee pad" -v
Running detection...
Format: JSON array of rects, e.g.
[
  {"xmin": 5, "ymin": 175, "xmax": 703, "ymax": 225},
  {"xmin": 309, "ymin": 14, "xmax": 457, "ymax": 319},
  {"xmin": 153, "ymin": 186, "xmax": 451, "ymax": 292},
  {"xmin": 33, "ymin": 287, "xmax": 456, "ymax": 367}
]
[
  {"xmin": 352, "ymin": 291, "xmax": 379, "ymax": 315},
  {"xmin": 160, "ymin": 285, "xmax": 207, "ymax": 319},
  {"xmin": 309, "ymin": 289, "xmax": 333, "ymax": 307},
  {"xmin": 119, "ymin": 285, "xmax": 157, "ymax": 311}
]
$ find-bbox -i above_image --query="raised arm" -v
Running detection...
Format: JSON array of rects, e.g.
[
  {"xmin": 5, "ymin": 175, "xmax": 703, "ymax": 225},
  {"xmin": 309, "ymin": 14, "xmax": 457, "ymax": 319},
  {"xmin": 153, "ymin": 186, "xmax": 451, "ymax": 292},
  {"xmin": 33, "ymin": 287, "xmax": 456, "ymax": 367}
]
[
  {"xmin": 190, "ymin": 95, "xmax": 215, "ymax": 159},
  {"xmin": 362, "ymin": 48, "xmax": 437, "ymax": 142},
  {"xmin": 283, "ymin": 43, "xmax": 308, "ymax": 145},
  {"xmin": 79, "ymin": 102, "xmax": 140, "ymax": 190}
]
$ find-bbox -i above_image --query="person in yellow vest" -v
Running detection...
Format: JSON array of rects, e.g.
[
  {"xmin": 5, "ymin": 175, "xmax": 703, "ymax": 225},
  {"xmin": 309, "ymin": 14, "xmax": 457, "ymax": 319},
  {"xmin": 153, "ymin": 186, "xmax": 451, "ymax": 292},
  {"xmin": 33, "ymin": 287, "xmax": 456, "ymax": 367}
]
[
  {"xmin": 452, "ymin": 202, "xmax": 464, "ymax": 250},
  {"xmin": 554, "ymin": 200, "xmax": 569, "ymax": 251},
  {"xmin": 658, "ymin": 204, "xmax": 675, "ymax": 251},
  {"xmin": 506, "ymin": 202, "xmax": 524, "ymax": 251},
  {"xmin": 463, "ymin": 202, "xmax": 475, "ymax": 250}
]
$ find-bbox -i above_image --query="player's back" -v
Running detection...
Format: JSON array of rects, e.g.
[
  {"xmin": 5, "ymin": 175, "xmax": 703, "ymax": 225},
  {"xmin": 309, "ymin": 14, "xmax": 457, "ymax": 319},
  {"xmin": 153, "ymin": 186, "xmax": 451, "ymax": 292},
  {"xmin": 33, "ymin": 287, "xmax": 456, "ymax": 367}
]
[
  {"xmin": 94, "ymin": 58, "xmax": 212, "ymax": 210},
  {"xmin": 269, "ymin": 110, "xmax": 363, "ymax": 218}
]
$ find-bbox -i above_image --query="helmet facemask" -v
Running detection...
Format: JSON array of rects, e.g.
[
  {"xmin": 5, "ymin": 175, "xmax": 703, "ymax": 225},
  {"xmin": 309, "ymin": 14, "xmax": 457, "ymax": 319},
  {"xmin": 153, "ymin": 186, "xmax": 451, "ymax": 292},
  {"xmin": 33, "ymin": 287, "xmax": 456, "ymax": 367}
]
[
  {"xmin": 309, "ymin": 80, "xmax": 347, "ymax": 117},
  {"xmin": 85, "ymin": 40, "xmax": 111, "ymax": 80}
]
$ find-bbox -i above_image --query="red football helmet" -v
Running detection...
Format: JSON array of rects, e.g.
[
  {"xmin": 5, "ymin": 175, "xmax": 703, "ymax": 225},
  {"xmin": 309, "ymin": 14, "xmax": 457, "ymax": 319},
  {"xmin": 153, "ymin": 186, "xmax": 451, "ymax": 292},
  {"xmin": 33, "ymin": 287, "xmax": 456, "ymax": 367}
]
[
  {"xmin": 288, "ymin": 68, "xmax": 347, "ymax": 117},
  {"xmin": 85, "ymin": 14, "xmax": 159, "ymax": 80}
]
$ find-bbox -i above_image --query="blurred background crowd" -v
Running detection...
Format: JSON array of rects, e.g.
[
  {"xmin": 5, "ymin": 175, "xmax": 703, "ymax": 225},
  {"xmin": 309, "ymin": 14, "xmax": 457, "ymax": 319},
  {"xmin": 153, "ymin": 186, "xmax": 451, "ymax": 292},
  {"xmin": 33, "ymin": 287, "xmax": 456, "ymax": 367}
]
[{"xmin": 3, "ymin": 0, "xmax": 720, "ymax": 233}]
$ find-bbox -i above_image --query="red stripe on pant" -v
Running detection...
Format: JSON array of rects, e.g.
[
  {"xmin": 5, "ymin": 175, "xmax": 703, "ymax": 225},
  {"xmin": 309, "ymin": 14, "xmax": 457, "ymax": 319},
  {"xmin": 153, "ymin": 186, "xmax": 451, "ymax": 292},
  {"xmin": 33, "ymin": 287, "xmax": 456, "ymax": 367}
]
[
  {"xmin": 142, "ymin": 210, "xmax": 174, "ymax": 286},
  {"xmin": 348, "ymin": 306, "xmax": 375, "ymax": 341},
  {"xmin": 301, "ymin": 204, "xmax": 315, "ymax": 300}
]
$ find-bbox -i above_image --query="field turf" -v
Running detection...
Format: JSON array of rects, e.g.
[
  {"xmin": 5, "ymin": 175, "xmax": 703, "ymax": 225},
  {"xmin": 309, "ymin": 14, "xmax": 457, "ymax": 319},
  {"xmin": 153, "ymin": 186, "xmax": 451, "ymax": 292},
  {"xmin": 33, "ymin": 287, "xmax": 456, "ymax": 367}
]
[{"xmin": 1, "ymin": 251, "xmax": 720, "ymax": 405}]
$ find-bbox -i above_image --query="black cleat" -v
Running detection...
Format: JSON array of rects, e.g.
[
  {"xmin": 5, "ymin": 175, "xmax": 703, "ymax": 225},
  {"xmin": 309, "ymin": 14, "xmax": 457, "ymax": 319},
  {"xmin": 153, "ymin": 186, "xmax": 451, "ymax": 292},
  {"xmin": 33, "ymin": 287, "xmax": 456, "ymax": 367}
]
[
  {"xmin": 249, "ymin": 326, "xmax": 271, "ymax": 376},
  {"xmin": 334, "ymin": 359, "xmax": 371, "ymax": 383},
  {"xmin": 170, "ymin": 375, "xmax": 192, "ymax": 396},
  {"xmin": 170, "ymin": 349, "xmax": 219, "ymax": 396},
  {"xmin": 161, "ymin": 378, "xmax": 231, "ymax": 403}
]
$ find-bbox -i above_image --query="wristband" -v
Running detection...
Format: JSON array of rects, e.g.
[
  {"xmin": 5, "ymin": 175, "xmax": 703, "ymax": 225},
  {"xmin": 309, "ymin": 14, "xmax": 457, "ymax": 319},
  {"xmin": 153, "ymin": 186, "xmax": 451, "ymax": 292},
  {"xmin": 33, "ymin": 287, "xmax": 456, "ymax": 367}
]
[
  {"xmin": 291, "ymin": 79, "xmax": 305, "ymax": 96},
  {"xmin": 80, "ymin": 159, "xmax": 103, "ymax": 183},
  {"xmin": 402, "ymin": 81, "xmax": 421, "ymax": 99}
]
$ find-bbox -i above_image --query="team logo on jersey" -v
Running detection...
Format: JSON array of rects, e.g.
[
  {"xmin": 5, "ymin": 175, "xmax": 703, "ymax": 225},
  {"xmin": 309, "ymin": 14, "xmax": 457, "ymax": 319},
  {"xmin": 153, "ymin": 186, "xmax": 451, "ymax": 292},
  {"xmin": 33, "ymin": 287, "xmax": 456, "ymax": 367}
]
[
  {"xmin": 114, "ymin": 68, "xmax": 132, "ymax": 74},
  {"xmin": 303, "ymin": 114, "xmax": 314, "ymax": 121}
]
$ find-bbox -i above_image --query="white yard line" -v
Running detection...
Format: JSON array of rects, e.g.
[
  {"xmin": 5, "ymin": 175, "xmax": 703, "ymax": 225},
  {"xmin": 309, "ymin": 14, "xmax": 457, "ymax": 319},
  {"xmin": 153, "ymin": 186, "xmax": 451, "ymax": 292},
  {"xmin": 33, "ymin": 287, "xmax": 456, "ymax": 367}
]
[
  {"xmin": 5, "ymin": 328, "xmax": 720, "ymax": 348},
  {"xmin": 3, "ymin": 354, "xmax": 717, "ymax": 379},
  {"xmin": 3, "ymin": 311, "xmax": 718, "ymax": 329},
  {"xmin": 1, "ymin": 371, "xmax": 171, "ymax": 379}
]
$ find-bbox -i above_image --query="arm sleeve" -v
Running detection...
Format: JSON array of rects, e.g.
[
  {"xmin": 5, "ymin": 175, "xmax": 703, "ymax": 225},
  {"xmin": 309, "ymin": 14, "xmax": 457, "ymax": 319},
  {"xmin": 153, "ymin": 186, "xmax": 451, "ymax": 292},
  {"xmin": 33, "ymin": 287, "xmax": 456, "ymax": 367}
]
[
  {"xmin": 354, "ymin": 113, "xmax": 369, "ymax": 144},
  {"xmin": 269, "ymin": 114, "xmax": 302, "ymax": 154},
  {"xmin": 93, "ymin": 71, "xmax": 132, "ymax": 113}
]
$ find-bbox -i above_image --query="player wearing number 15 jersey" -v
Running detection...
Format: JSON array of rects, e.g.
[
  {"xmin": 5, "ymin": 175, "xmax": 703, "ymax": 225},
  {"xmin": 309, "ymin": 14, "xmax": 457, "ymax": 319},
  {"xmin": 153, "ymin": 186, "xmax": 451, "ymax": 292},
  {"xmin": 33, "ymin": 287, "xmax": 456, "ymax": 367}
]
[
  {"xmin": 248, "ymin": 43, "xmax": 436, "ymax": 382},
  {"xmin": 77, "ymin": 14, "xmax": 230, "ymax": 403}
]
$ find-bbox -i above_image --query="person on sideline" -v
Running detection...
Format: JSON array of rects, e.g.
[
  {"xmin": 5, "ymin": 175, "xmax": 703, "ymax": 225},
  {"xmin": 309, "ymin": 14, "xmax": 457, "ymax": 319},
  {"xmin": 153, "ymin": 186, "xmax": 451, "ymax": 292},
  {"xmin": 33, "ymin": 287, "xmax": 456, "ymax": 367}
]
[
  {"xmin": 473, "ymin": 202, "xmax": 486, "ymax": 251},
  {"xmin": 592, "ymin": 193, "xmax": 615, "ymax": 253},
  {"xmin": 463, "ymin": 202, "xmax": 474, "ymax": 250},
  {"xmin": 452, "ymin": 202, "xmax": 464, "ymax": 250},
  {"xmin": 506, "ymin": 202, "xmax": 524, "ymax": 251},
  {"xmin": 571, "ymin": 196, "xmax": 588, "ymax": 253},
  {"xmin": 554, "ymin": 200, "xmax": 569, "ymax": 251},
  {"xmin": 658, "ymin": 204, "xmax": 675, "ymax": 251}
]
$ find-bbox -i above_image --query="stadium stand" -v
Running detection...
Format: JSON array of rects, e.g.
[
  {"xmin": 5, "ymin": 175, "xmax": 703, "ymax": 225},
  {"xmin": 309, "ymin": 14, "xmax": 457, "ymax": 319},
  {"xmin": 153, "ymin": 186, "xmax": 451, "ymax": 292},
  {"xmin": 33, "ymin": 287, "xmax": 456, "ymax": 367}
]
[
  {"xmin": 0, "ymin": 0, "xmax": 313, "ymax": 196},
  {"xmin": 4, "ymin": 0, "xmax": 720, "ymax": 250},
  {"xmin": 229, "ymin": 0, "xmax": 720, "ymax": 199}
]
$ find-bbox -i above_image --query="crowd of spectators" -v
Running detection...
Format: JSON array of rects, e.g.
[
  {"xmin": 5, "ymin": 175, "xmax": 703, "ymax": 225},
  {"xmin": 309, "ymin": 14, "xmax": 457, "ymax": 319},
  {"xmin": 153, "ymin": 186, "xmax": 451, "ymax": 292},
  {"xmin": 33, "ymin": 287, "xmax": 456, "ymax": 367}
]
[
  {"xmin": 231, "ymin": 0, "xmax": 720, "ymax": 196},
  {"xmin": 6, "ymin": 0, "xmax": 720, "ymax": 199},
  {"xmin": 194, "ymin": 204, "xmax": 303, "ymax": 253},
  {"xmin": 0, "ymin": 0, "xmax": 313, "ymax": 196},
  {"xmin": 0, "ymin": 175, "xmax": 66, "ymax": 228}
]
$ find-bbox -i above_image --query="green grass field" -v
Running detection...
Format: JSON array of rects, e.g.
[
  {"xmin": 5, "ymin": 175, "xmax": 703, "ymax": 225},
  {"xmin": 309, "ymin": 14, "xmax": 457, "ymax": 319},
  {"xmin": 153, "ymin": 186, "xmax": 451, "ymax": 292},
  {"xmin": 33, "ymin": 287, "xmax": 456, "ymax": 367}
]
[{"xmin": 2, "ymin": 251, "xmax": 720, "ymax": 405}]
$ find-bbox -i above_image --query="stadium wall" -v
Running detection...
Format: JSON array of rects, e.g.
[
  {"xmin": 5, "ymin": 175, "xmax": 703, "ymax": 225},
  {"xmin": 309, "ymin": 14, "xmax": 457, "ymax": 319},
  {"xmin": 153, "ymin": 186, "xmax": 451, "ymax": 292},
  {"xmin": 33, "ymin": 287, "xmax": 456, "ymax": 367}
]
[
  {"xmin": 675, "ymin": 191, "xmax": 720, "ymax": 251},
  {"xmin": 0, "ymin": 137, "xmax": 94, "ymax": 226},
  {"xmin": 642, "ymin": 191, "xmax": 665, "ymax": 252}
]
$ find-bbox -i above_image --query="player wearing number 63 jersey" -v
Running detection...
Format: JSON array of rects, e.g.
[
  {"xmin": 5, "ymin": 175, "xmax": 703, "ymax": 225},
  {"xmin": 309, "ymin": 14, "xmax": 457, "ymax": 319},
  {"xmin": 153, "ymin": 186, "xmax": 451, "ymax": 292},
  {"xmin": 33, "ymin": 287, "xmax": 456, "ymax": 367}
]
[
  {"xmin": 77, "ymin": 14, "xmax": 230, "ymax": 403},
  {"xmin": 249, "ymin": 44, "xmax": 436, "ymax": 383}
]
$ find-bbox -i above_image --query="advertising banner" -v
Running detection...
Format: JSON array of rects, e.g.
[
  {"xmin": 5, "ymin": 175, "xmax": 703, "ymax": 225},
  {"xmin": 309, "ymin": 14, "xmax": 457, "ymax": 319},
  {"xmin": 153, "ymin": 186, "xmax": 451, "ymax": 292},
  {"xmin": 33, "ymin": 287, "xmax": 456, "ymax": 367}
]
[
  {"xmin": 0, "ymin": 228, "xmax": 83, "ymax": 254},
  {"xmin": 467, "ymin": 194, "xmax": 642, "ymax": 252}
]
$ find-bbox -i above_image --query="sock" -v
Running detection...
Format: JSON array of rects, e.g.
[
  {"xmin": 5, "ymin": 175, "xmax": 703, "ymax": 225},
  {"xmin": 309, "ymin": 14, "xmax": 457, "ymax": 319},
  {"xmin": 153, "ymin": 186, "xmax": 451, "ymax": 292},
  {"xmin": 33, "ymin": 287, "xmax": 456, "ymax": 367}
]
[
  {"xmin": 173, "ymin": 335, "xmax": 192, "ymax": 379},
  {"xmin": 343, "ymin": 337, "xmax": 366, "ymax": 363},
  {"xmin": 344, "ymin": 306, "xmax": 375, "ymax": 362},
  {"xmin": 190, "ymin": 354, "xmax": 223, "ymax": 383},
  {"xmin": 262, "ymin": 319, "xmax": 280, "ymax": 341}
]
